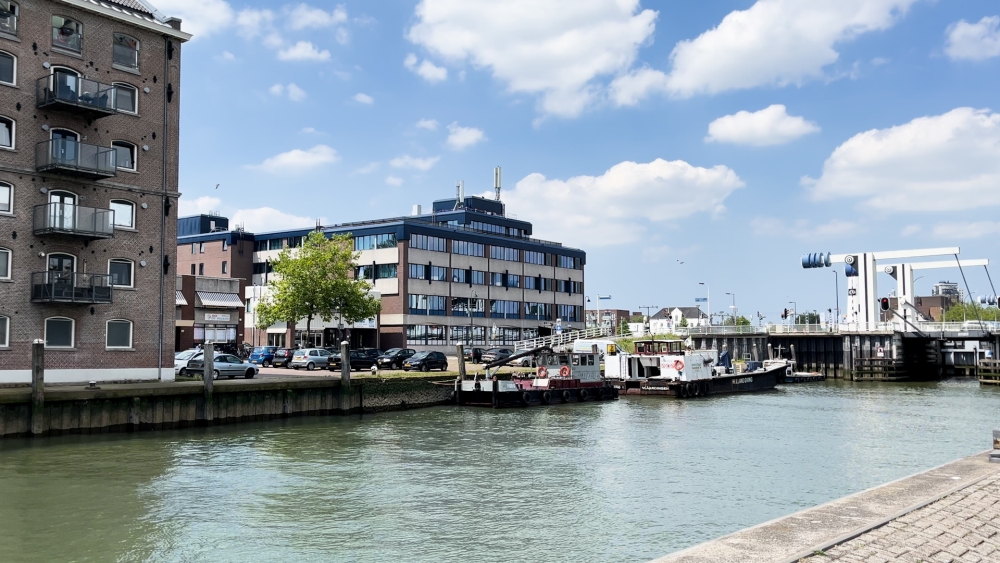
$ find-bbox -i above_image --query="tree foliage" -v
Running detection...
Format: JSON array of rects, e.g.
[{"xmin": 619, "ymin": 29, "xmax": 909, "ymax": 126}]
[
  {"xmin": 255, "ymin": 231, "xmax": 381, "ymax": 333},
  {"xmin": 618, "ymin": 318, "xmax": 632, "ymax": 336},
  {"xmin": 943, "ymin": 302, "xmax": 1000, "ymax": 322},
  {"xmin": 796, "ymin": 312, "xmax": 821, "ymax": 324},
  {"xmin": 722, "ymin": 315, "xmax": 751, "ymax": 326}
]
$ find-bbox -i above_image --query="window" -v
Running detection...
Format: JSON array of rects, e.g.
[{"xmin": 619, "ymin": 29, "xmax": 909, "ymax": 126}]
[
  {"xmin": 253, "ymin": 240, "xmax": 267, "ymax": 252},
  {"xmin": 411, "ymin": 234, "xmax": 447, "ymax": 252},
  {"xmin": 470, "ymin": 221, "xmax": 509, "ymax": 235},
  {"xmin": 0, "ymin": 51, "xmax": 14, "ymax": 86},
  {"xmin": 524, "ymin": 276, "xmax": 537, "ymax": 290},
  {"xmin": 524, "ymin": 250, "xmax": 546, "ymax": 265},
  {"xmin": 556, "ymin": 280, "xmax": 582, "ymax": 294},
  {"xmin": 525, "ymin": 303, "xmax": 552, "ymax": 321},
  {"xmin": 106, "ymin": 320, "xmax": 133, "ymax": 348},
  {"xmin": 0, "ymin": 115, "xmax": 13, "ymax": 149},
  {"xmin": 557, "ymin": 255, "xmax": 580, "ymax": 269},
  {"xmin": 450, "ymin": 297, "xmax": 485, "ymax": 317},
  {"xmin": 113, "ymin": 83, "xmax": 137, "ymax": 113},
  {"xmin": 0, "ymin": 1, "xmax": 17, "ymax": 36},
  {"xmin": 112, "ymin": 141, "xmax": 136, "ymax": 171},
  {"xmin": 268, "ymin": 238, "xmax": 283, "ymax": 251},
  {"xmin": 112, "ymin": 33, "xmax": 139, "ymax": 69},
  {"xmin": 0, "ymin": 247, "xmax": 9, "ymax": 279},
  {"xmin": 198, "ymin": 263, "xmax": 204, "ymax": 276},
  {"xmin": 0, "ymin": 315, "xmax": 7, "ymax": 347},
  {"xmin": 471, "ymin": 270, "xmax": 485, "ymax": 285},
  {"xmin": 44, "ymin": 317, "xmax": 74, "ymax": 348},
  {"xmin": 452, "ymin": 269, "xmax": 467, "ymax": 284},
  {"xmin": 200, "ymin": 242, "xmax": 207, "ymax": 254},
  {"xmin": 490, "ymin": 326, "xmax": 521, "ymax": 345},
  {"xmin": 490, "ymin": 273, "xmax": 503, "ymax": 287},
  {"xmin": 490, "ymin": 246, "xmax": 519, "ymax": 261},
  {"xmin": 110, "ymin": 200, "xmax": 134, "ymax": 228},
  {"xmin": 409, "ymin": 263, "xmax": 427, "ymax": 280},
  {"xmin": 356, "ymin": 264, "xmax": 397, "ymax": 280},
  {"xmin": 557, "ymin": 305, "xmax": 580, "ymax": 322},
  {"xmin": 452, "ymin": 240, "xmax": 484, "ymax": 257},
  {"xmin": 430, "ymin": 266, "xmax": 447, "ymax": 281},
  {"xmin": 222, "ymin": 240, "xmax": 229, "ymax": 251},
  {"xmin": 0, "ymin": 182, "xmax": 10, "ymax": 214},
  {"xmin": 508, "ymin": 275, "xmax": 520, "ymax": 288},
  {"xmin": 190, "ymin": 264, "xmax": 195, "ymax": 275},
  {"xmin": 108, "ymin": 259, "xmax": 133, "ymax": 287},
  {"xmin": 52, "ymin": 16, "xmax": 82, "ymax": 52},
  {"xmin": 450, "ymin": 325, "xmax": 485, "ymax": 345},
  {"xmin": 409, "ymin": 294, "xmax": 446, "ymax": 315},
  {"xmin": 354, "ymin": 233, "xmax": 397, "ymax": 250},
  {"xmin": 252, "ymin": 262, "xmax": 273, "ymax": 275},
  {"xmin": 288, "ymin": 236, "xmax": 302, "ymax": 248},
  {"xmin": 406, "ymin": 325, "xmax": 446, "ymax": 345},
  {"xmin": 489, "ymin": 300, "xmax": 520, "ymax": 319},
  {"xmin": 191, "ymin": 243, "xmax": 196, "ymax": 254},
  {"xmin": 221, "ymin": 261, "xmax": 228, "ymax": 274}
]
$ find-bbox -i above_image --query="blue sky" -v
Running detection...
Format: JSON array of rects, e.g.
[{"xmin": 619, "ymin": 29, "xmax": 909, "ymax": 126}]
[{"xmin": 157, "ymin": 0, "xmax": 1000, "ymax": 322}]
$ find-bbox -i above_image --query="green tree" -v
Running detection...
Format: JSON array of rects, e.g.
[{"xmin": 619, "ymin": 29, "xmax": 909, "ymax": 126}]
[
  {"xmin": 618, "ymin": 317, "xmax": 632, "ymax": 336},
  {"xmin": 255, "ymin": 231, "xmax": 381, "ymax": 344},
  {"xmin": 943, "ymin": 302, "xmax": 1000, "ymax": 322},
  {"xmin": 796, "ymin": 312, "xmax": 821, "ymax": 324},
  {"xmin": 679, "ymin": 317, "xmax": 689, "ymax": 327},
  {"xmin": 722, "ymin": 315, "xmax": 751, "ymax": 326}
]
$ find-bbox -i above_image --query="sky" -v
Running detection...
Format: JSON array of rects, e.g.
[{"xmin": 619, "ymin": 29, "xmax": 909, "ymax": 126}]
[{"xmin": 156, "ymin": 0, "xmax": 1000, "ymax": 323}]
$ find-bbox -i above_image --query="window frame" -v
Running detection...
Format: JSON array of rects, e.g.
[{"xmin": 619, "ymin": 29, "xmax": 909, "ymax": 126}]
[
  {"xmin": 0, "ymin": 1, "xmax": 18, "ymax": 38},
  {"xmin": 111, "ymin": 33, "xmax": 140, "ymax": 70},
  {"xmin": 0, "ymin": 114, "xmax": 14, "ymax": 150},
  {"xmin": 109, "ymin": 199, "xmax": 135, "ymax": 229},
  {"xmin": 106, "ymin": 319, "xmax": 133, "ymax": 349},
  {"xmin": 108, "ymin": 258, "xmax": 134, "ymax": 288},
  {"xmin": 221, "ymin": 260, "xmax": 228, "ymax": 274},
  {"xmin": 44, "ymin": 316, "xmax": 75, "ymax": 349},
  {"xmin": 51, "ymin": 15, "xmax": 83, "ymax": 53},
  {"xmin": 112, "ymin": 82, "xmax": 138, "ymax": 114},
  {"xmin": 0, "ymin": 315, "xmax": 8, "ymax": 348},
  {"xmin": 0, "ymin": 246, "xmax": 9, "ymax": 279},
  {"xmin": 0, "ymin": 49, "xmax": 15, "ymax": 87},
  {"xmin": 111, "ymin": 141, "xmax": 137, "ymax": 171},
  {"xmin": 0, "ymin": 181, "xmax": 10, "ymax": 215},
  {"xmin": 199, "ymin": 242, "xmax": 205, "ymax": 254}
]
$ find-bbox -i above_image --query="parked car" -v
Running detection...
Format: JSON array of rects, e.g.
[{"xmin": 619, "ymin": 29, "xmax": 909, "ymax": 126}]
[
  {"xmin": 481, "ymin": 348, "xmax": 514, "ymax": 364},
  {"xmin": 402, "ymin": 351, "xmax": 449, "ymax": 372},
  {"xmin": 174, "ymin": 349, "xmax": 201, "ymax": 376},
  {"xmin": 462, "ymin": 346, "xmax": 484, "ymax": 363},
  {"xmin": 376, "ymin": 348, "xmax": 416, "ymax": 370},
  {"xmin": 249, "ymin": 346, "xmax": 279, "ymax": 367},
  {"xmin": 329, "ymin": 350, "xmax": 378, "ymax": 372},
  {"xmin": 358, "ymin": 348, "xmax": 383, "ymax": 359},
  {"xmin": 186, "ymin": 353, "xmax": 259, "ymax": 379},
  {"xmin": 516, "ymin": 355, "xmax": 536, "ymax": 368},
  {"xmin": 290, "ymin": 348, "xmax": 332, "ymax": 370},
  {"xmin": 272, "ymin": 348, "xmax": 294, "ymax": 368}
]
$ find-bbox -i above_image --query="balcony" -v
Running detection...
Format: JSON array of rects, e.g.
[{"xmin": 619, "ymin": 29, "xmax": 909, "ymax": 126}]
[
  {"xmin": 31, "ymin": 272, "xmax": 113, "ymax": 304},
  {"xmin": 33, "ymin": 203, "xmax": 114, "ymax": 239},
  {"xmin": 36, "ymin": 75, "xmax": 117, "ymax": 118},
  {"xmin": 36, "ymin": 139, "xmax": 117, "ymax": 179}
]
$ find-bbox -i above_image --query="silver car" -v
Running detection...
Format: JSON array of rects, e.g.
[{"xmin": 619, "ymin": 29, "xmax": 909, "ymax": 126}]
[
  {"xmin": 186, "ymin": 353, "xmax": 259, "ymax": 379},
  {"xmin": 290, "ymin": 348, "xmax": 332, "ymax": 370}
]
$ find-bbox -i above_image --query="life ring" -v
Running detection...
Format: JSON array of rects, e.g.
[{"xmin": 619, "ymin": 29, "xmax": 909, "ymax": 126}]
[
  {"xmin": 522, "ymin": 392, "xmax": 532, "ymax": 404},
  {"xmin": 559, "ymin": 365, "xmax": 571, "ymax": 377},
  {"xmin": 541, "ymin": 391, "xmax": 552, "ymax": 404},
  {"xmin": 562, "ymin": 390, "xmax": 571, "ymax": 402},
  {"xmin": 673, "ymin": 359, "xmax": 685, "ymax": 371},
  {"xmin": 537, "ymin": 366, "xmax": 548, "ymax": 378},
  {"xmin": 579, "ymin": 389, "xmax": 589, "ymax": 401}
]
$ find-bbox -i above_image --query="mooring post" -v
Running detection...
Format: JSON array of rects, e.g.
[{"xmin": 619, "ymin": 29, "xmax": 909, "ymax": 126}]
[
  {"xmin": 790, "ymin": 344, "xmax": 797, "ymax": 369},
  {"xmin": 456, "ymin": 344, "xmax": 466, "ymax": 379},
  {"xmin": 203, "ymin": 342, "xmax": 214, "ymax": 423},
  {"xmin": 340, "ymin": 341, "xmax": 351, "ymax": 413},
  {"xmin": 30, "ymin": 339, "xmax": 44, "ymax": 436}
]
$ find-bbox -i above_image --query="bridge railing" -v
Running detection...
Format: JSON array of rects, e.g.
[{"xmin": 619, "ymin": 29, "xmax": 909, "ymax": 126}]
[
  {"xmin": 680, "ymin": 323, "xmax": 896, "ymax": 336},
  {"xmin": 512, "ymin": 326, "xmax": 610, "ymax": 351}
]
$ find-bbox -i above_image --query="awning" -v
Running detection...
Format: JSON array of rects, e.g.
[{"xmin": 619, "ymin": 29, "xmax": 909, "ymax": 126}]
[
  {"xmin": 176, "ymin": 291, "xmax": 188, "ymax": 306},
  {"xmin": 195, "ymin": 291, "xmax": 244, "ymax": 308}
]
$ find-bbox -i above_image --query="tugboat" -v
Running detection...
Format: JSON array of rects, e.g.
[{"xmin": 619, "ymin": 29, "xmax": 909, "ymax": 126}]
[
  {"xmin": 606, "ymin": 339, "xmax": 786, "ymax": 398},
  {"xmin": 455, "ymin": 346, "xmax": 619, "ymax": 407}
]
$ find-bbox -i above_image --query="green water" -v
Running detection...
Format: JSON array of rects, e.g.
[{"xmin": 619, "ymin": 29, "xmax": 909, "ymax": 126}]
[{"xmin": 1, "ymin": 379, "xmax": 997, "ymax": 563}]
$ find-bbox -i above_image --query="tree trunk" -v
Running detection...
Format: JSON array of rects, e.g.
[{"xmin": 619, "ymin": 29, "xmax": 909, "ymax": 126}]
[{"xmin": 306, "ymin": 313, "xmax": 313, "ymax": 348}]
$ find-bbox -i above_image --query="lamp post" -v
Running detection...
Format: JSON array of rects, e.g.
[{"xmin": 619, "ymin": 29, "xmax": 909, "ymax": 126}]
[
  {"xmin": 699, "ymin": 282, "xmax": 710, "ymax": 326},
  {"xmin": 789, "ymin": 301, "xmax": 797, "ymax": 324},
  {"xmin": 726, "ymin": 292, "xmax": 736, "ymax": 325},
  {"xmin": 833, "ymin": 271, "xmax": 840, "ymax": 327}
]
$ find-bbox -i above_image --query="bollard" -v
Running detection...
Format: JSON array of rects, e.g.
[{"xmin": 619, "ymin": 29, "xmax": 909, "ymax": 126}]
[
  {"xmin": 340, "ymin": 341, "xmax": 351, "ymax": 413},
  {"xmin": 31, "ymin": 339, "xmax": 44, "ymax": 436},
  {"xmin": 203, "ymin": 342, "xmax": 214, "ymax": 423}
]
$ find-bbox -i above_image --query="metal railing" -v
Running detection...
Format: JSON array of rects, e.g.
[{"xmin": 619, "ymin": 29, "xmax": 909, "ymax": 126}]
[
  {"xmin": 35, "ymin": 139, "xmax": 117, "ymax": 178},
  {"xmin": 513, "ymin": 326, "xmax": 609, "ymax": 351},
  {"xmin": 680, "ymin": 323, "xmax": 896, "ymax": 336},
  {"xmin": 33, "ymin": 202, "xmax": 114, "ymax": 238},
  {"xmin": 30, "ymin": 272, "xmax": 112, "ymax": 304},
  {"xmin": 36, "ymin": 75, "xmax": 117, "ymax": 115}
]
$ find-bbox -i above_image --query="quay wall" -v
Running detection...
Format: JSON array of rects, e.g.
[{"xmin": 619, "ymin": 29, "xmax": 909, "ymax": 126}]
[{"xmin": 0, "ymin": 377, "xmax": 453, "ymax": 439}]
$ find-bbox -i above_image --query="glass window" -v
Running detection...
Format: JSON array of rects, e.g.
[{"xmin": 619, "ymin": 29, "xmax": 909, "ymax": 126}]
[
  {"xmin": 199, "ymin": 242, "xmax": 205, "ymax": 253},
  {"xmin": 490, "ymin": 273, "xmax": 503, "ymax": 287},
  {"xmin": 0, "ymin": 247, "xmax": 9, "ymax": 279},
  {"xmin": 524, "ymin": 250, "xmax": 546, "ymax": 265},
  {"xmin": 471, "ymin": 270, "xmax": 485, "ymax": 285},
  {"xmin": 114, "ymin": 83, "xmax": 137, "ymax": 113},
  {"xmin": 0, "ymin": 182, "xmax": 10, "ymax": 214},
  {"xmin": 52, "ymin": 16, "xmax": 82, "ymax": 52},
  {"xmin": 411, "ymin": 234, "xmax": 447, "ymax": 252},
  {"xmin": 106, "ymin": 320, "xmax": 132, "ymax": 348},
  {"xmin": 222, "ymin": 240, "xmax": 229, "ymax": 251},
  {"xmin": 198, "ymin": 263, "xmax": 204, "ymax": 276},
  {"xmin": 508, "ymin": 275, "xmax": 520, "ymax": 288},
  {"xmin": 451, "ymin": 240, "xmax": 484, "ymax": 257},
  {"xmin": 45, "ymin": 317, "xmax": 74, "ymax": 348},
  {"xmin": 288, "ymin": 236, "xmax": 302, "ymax": 248},
  {"xmin": 354, "ymin": 233, "xmax": 397, "ymax": 250},
  {"xmin": 191, "ymin": 243, "xmax": 196, "ymax": 254},
  {"xmin": 109, "ymin": 259, "xmax": 133, "ymax": 287},
  {"xmin": 0, "ymin": 116, "xmax": 12, "ymax": 148},
  {"xmin": 190, "ymin": 264, "xmax": 195, "ymax": 275},
  {"xmin": 490, "ymin": 246, "xmax": 519, "ymax": 261},
  {"xmin": 430, "ymin": 266, "xmax": 447, "ymax": 281},
  {"xmin": 110, "ymin": 200, "xmax": 134, "ymax": 228},
  {"xmin": 409, "ymin": 263, "xmax": 426, "ymax": 280},
  {"xmin": 0, "ymin": 51, "xmax": 13, "ymax": 85},
  {"xmin": 222, "ymin": 261, "xmax": 228, "ymax": 274},
  {"xmin": 377, "ymin": 264, "xmax": 397, "ymax": 278},
  {"xmin": 112, "ymin": 141, "xmax": 136, "ymax": 171},
  {"xmin": 268, "ymin": 238, "xmax": 283, "ymax": 251},
  {"xmin": 0, "ymin": 315, "xmax": 7, "ymax": 347},
  {"xmin": 112, "ymin": 33, "xmax": 139, "ymax": 69},
  {"xmin": 0, "ymin": 1, "xmax": 17, "ymax": 36}
]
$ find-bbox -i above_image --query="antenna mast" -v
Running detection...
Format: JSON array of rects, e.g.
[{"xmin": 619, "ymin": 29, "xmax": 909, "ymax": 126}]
[{"xmin": 494, "ymin": 166, "xmax": 502, "ymax": 201}]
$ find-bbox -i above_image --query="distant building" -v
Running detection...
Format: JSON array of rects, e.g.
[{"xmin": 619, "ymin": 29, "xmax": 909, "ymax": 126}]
[
  {"xmin": 585, "ymin": 309, "xmax": 630, "ymax": 332},
  {"xmin": 932, "ymin": 281, "xmax": 965, "ymax": 304},
  {"xmin": 175, "ymin": 275, "xmax": 244, "ymax": 351}
]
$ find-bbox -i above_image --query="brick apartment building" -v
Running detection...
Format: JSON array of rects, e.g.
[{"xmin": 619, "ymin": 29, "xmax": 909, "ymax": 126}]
[
  {"xmin": 176, "ymin": 195, "xmax": 587, "ymax": 353},
  {"xmin": 0, "ymin": 0, "xmax": 189, "ymax": 383}
]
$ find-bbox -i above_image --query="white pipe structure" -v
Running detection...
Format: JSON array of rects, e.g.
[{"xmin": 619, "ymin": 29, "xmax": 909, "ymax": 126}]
[{"xmin": 882, "ymin": 259, "xmax": 989, "ymax": 327}]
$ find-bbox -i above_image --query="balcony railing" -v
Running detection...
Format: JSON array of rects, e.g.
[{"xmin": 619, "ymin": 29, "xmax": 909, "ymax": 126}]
[
  {"xmin": 33, "ymin": 203, "xmax": 114, "ymax": 239},
  {"xmin": 30, "ymin": 272, "xmax": 113, "ymax": 304},
  {"xmin": 36, "ymin": 139, "xmax": 117, "ymax": 179},
  {"xmin": 36, "ymin": 75, "xmax": 116, "ymax": 118}
]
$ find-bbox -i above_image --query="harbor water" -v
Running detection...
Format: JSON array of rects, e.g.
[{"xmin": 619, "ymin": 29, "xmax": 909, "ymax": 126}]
[{"xmin": 1, "ymin": 379, "xmax": 997, "ymax": 563}]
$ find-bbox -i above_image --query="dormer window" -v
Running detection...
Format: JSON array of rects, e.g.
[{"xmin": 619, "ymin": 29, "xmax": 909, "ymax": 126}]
[
  {"xmin": 113, "ymin": 33, "xmax": 139, "ymax": 69},
  {"xmin": 52, "ymin": 16, "xmax": 82, "ymax": 52}
]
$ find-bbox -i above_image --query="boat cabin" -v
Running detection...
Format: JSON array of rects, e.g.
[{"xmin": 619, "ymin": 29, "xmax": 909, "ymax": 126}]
[
  {"xmin": 533, "ymin": 352, "xmax": 602, "ymax": 383},
  {"xmin": 634, "ymin": 340, "xmax": 684, "ymax": 355}
]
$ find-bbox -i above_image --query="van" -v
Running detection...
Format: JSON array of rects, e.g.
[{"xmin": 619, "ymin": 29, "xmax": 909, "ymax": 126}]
[{"xmin": 572, "ymin": 339, "xmax": 621, "ymax": 358}]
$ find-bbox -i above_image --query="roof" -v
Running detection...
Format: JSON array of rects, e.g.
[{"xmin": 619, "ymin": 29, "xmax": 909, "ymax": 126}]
[
  {"xmin": 175, "ymin": 290, "xmax": 187, "ymax": 306},
  {"xmin": 57, "ymin": 0, "xmax": 192, "ymax": 41},
  {"xmin": 195, "ymin": 292, "xmax": 244, "ymax": 308},
  {"xmin": 652, "ymin": 307, "xmax": 706, "ymax": 319},
  {"xmin": 104, "ymin": 0, "xmax": 154, "ymax": 15}
]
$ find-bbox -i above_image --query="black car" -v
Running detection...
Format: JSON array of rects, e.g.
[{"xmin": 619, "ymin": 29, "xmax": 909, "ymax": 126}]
[
  {"xmin": 402, "ymin": 351, "xmax": 449, "ymax": 372},
  {"xmin": 376, "ymin": 348, "xmax": 416, "ymax": 370},
  {"xmin": 272, "ymin": 348, "xmax": 294, "ymax": 368},
  {"xmin": 358, "ymin": 348, "xmax": 383, "ymax": 359},
  {"xmin": 329, "ymin": 350, "xmax": 377, "ymax": 372},
  {"xmin": 463, "ymin": 346, "xmax": 484, "ymax": 363}
]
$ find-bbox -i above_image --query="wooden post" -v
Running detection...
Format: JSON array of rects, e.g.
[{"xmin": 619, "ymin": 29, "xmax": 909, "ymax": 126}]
[
  {"xmin": 456, "ymin": 344, "xmax": 466, "ymax": 379},
  {"xmin": 340, "ymin": 341, "xmax": 351, "ymax": 413},
  {"xmin": 203, "ymin": 343, "xmax": 214, "ymax": 423},
  {"xmin": 31, "ymin": 339, "xmax": 44, "ymax": 436},
  {"xmin": 790, "ymin": 344, "xmax": 797, "ymax": 369}
]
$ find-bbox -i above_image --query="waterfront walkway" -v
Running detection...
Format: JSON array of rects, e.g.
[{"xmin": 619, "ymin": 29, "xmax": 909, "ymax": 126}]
[{"xmin": 653, "ymin": 452, "xmax": 1000, "ymax": 563}]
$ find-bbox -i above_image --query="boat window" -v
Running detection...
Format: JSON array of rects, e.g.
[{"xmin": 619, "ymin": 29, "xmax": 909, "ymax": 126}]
[
  {"xmin": 670, "ymin": 342, "xmax": 682, "ymax": 353},
  {"xmin": 659, "ymin": 343, "xmax": 667, "ymax": 354},
  {"xmin": 572, "ymin": 355, "xmax": 580, "ymax": 366},
  {"xmin": 588, "ymin": 355, "xmax": 595, "ymax": 366},
  {"xmin": 559, "ymin": 354, "xmax": 568, "ymax": 365},
  {"xmin": 636, "ymin": 342, "xmax": 645, "ymax": 354}
]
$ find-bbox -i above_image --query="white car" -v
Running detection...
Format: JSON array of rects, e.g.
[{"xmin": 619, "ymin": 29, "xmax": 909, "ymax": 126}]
[{"xmin": 174, "ymin": 349, "xmax": 201, "ymax": 376}]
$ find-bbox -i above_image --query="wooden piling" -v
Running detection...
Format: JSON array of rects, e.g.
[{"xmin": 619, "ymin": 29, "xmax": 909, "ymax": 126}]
[
  {"xmin": 203, "ymin": 343, "xmax": 214, "ymax": 423},
  {"xmin": 31, "ymin": 339, "xmax": 44, "ymax": 436},
  {"xmin": 340, "ymin": 341, "xmax": 351, "ymax": 413}
]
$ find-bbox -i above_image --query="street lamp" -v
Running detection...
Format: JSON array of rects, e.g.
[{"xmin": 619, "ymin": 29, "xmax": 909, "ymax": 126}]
[
  {"xmin": 699, "ymin": 282, "xmax": 710, "ymax": 326},
  {"xmin": 726, "ymin": 292, "xmax": 736, "ymax": 324}
]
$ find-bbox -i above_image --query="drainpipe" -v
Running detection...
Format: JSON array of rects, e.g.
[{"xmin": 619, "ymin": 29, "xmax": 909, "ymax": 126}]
[{"xmin": 157, "ymin": 35, "xmax": 172, "ymax": 380}]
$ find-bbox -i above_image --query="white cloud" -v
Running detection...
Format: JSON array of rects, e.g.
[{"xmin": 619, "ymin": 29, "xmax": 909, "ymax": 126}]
[
  {"xmin": 278, "ymin": 41, "xmax": 331, "ymax": 61},
  {"xmin": 301, "ymin": 127, "xmax": 321, "ymax": 134},
  {"xmin": 931, "ymin": 222, "xmax": 1000, "ymax": 239},
  {"xmin": 945, "ymin": 16, "xmax": 1000, "ymax": 61},
  {"xmin": 287, "ymin": 4, "xmax": 348, "ymax": 30},
  {"xmin": 231, "ymin": 208, "xmax": 321, "ymax": 232},
  {"xmin": 446, "ymin": 122, "xmax": 486, "ymax": 150},
  {"xmin": 249, "ymin": 145, "xmax": 339, "ymax": 174},
  {"xmin": 235, "ymin": 8, "xmax": 274, "ymax": 39},
  {"xmin": 871, "ymin": 57, "xmax": 890, "ymax": 66},
  {"xmin": 385, "ymin": 176, "xmax": 404, "ymax": 186},
  {"xmin": 179, "ymin": 195, "xmax": 222, "ymax": 217},
  {"xmin": 501, "ymin": 159, "xmax": 744, "ymax": 247},
  {"xmin": 390, "ymin": 155, "xmax": 440, "ymax": 171},
  {"xmin": 335, "ymin": 28, "xmax": 350, "ymax": 45},
  {"xmin": 705, "ymin": 104, "xmax": 820, "ymax": 146},
  {"xmin": 901, "ymin": 224, "xmax": 922, "ymax": 237},
  {"xmin": 150, "ymin": 0, "xmax": 234, "ymax": 38},
  {"xmin": 805, "ymin": 107, "xmax": 1000, "ymax": 212},
  {"xmin": 217, "ymin": 51, "xmax": 236, "ymax": 61},
  {"xmin": 416, "ymin": 118, "xmax": 439, "ymax": 131},
  {"xmin": 353, "ymin": 93, "xmax": 374, "ymax": 105},
  {"xmin": 750, "ymin": 217, "xmax": 860, "ymax": 239},
  {"xmin": 268, "ymin": 83, "xmax": 284, "ymax": 96},
  {"xmin": 404, "ymin": 53, "xmax": 448, "ymax": 82},
  {"xmin": 286, "ymin": 83, "xmax": 307, "ymax": 101},
  {"xmin": 611, "ymin": 0, "xmax": 916, "ymax": 104},
  {"xmin": 355, "ymin": 162, "xmax": 379, "ymax": 174},
  {"xmin": 407, "ymin": 0, "xmax": 656, "ymax": 118}
]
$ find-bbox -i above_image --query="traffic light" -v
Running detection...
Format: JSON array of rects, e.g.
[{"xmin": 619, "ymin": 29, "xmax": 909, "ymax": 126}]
[
  {"xmin": 879, "ymin": 297, "xmax": 890, "ymax": 311},
  {"xmin": 781, "ymin": 308, "xmax": 788, "ymax": 319}
]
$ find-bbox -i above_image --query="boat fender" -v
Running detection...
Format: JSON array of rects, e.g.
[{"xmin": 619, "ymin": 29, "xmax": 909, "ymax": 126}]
[
  {"xmin": 474, "ymin": 381, "xmax": 482, "ymax": 392},
  {"xmin": 687, "ymin": 382, "xmax": 697, "ymax": 397},
  {"xmin": 598, "ymin": 388, "xmax": 608, "ymax": 400},
  {"xmin": 522, "ymin": 392, "xmax": 532, "ymax": 405},
  {"xmin": 541, "ymin": 391, "xmax": 552, "ymax": 404},
  {"xmin": 674, "ymin": 359, "xmax": 685, "ymax": 371},
  {"xmin": 562, "ymin": 390, "xmax": 571, "ymax": 402},
  {"xmin": 701, "ymin": 382, "xmax": 711, "ymax": 397},
  {"xmin": 579, "ymin": 389, "xmax": 589, "ymax": 401},
  {"xmin": 678, "ymin": 385, "xmax": 687, "ymax": 398},
  {"xmin": 537, "ymin": 366, "xmax": 548, "ymax": 378},
  {"xmin": 559, "ymin": 365, "xmax": 571, "ymax": 377}
]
